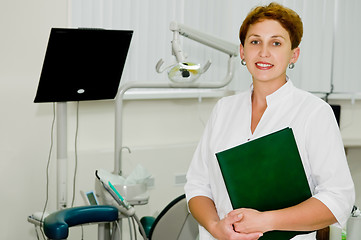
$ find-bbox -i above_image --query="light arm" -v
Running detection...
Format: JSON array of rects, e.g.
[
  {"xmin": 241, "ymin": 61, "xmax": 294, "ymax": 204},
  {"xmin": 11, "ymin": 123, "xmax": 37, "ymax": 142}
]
[
  {"xmin": 171, "ymin": 30, "xmax": 186, "ymax": 63},
  {"xmin": 156, "ymin": 21, "xmax": 239, "ymax": 83},
  {"xmin": 170, "ymin": 21, "xmax": 239, "ymax": 57}
]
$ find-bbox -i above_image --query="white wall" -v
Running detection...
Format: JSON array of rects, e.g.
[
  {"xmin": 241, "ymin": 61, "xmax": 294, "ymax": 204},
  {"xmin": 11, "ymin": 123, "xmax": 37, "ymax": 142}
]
[
  {"xmin": 0, "ymin": 0, "xmax": 68, "ymax": 239},
  {"xmin": 2, "ymin": 1, "xmax": 361, "ymax": 240}
]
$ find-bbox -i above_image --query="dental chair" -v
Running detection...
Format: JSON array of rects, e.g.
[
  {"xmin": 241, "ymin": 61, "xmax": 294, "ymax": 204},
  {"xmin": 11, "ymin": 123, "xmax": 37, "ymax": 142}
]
[
  {"xmin": 43, "ymin": 205, "xmax": 119, "ymax": 240},
  {"xmin": 140, "ymin": 194, "xmax": 199, "ymax": 240},
  {"xmin": 42, "ymin": 194, "xmax": 198, "ymax": 240}
]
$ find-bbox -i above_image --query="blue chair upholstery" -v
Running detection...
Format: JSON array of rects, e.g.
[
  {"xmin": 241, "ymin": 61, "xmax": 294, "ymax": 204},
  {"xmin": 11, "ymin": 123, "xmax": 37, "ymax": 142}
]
[{"xmin": 43, "ymin": 205, "xmax": 118, "ymax": 240}]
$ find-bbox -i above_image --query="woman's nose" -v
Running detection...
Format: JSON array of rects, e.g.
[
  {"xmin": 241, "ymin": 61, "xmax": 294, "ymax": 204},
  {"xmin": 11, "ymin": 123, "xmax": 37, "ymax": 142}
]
[{"xmin": 259, "ymin": 45, "xmax": 270, "ymax": 57}]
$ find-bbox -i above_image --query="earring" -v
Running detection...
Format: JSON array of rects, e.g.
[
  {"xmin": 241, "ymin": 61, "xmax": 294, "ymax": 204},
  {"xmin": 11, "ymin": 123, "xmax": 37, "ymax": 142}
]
[
  {"xmin": 288, "ymin": 63, "xmax": 295, "ymax": 69},
  {"xmin": 241, "ymin": 59, "xmax": 246, "ymax": 66}
]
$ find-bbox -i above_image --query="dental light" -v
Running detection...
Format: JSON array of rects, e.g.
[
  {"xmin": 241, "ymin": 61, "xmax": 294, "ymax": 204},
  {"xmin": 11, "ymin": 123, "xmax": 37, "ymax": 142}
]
[
  {"xmin": 156, "ymin": 21, "xmax": 239, "ymax": 83},
  {"xmin": 114, "ymin": 22, "xmax": 239, "ymax": 175}
]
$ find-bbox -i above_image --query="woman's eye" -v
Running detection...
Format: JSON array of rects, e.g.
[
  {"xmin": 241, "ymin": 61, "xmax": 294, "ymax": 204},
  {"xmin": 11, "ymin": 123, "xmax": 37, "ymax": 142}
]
[
  {"xmin": 251, "ymin": 40, "xmax": 259, "ymax": 45},
  {"xmin": 273, "ymin": 42, "xmax": 281, "ymax": 46}
]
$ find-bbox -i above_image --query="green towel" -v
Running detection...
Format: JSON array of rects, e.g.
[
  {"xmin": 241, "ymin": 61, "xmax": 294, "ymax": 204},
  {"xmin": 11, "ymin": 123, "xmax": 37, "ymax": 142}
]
[{"xmin": 216, "ymin": 127, "xmax": 312, "ymax": 239}]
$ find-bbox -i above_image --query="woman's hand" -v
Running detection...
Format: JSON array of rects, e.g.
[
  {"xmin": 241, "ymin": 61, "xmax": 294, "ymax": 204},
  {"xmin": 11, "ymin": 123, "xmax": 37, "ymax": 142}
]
[
  {"xmin": 209, "ymin": 212, "xmax": 264, "ymax": 240},
  {"xmin": 230, "ymin": 208, "xmax": 272, "ymax": 234},
  {"xmin": 232, "ymin": 198, "xmax": 337, "ymax": 234},
  {"xmin": 188, "ymin": 196, "xmax": 263, "ymax": 240}
]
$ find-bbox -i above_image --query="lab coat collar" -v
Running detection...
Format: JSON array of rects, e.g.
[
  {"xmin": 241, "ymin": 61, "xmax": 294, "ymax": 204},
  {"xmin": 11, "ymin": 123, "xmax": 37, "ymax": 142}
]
[
  {"xmin": 247, "ymin": 76, "xmax": 294, "ymax": 106},
  {"xmin": 265, "ymin": 77, "xmax": 293, "ymax": 105}
]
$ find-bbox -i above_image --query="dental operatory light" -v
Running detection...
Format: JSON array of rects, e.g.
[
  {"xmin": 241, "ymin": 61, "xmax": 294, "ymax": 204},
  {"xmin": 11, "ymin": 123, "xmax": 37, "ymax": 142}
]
[
  {"xmin": 157, "ymin": 60, "xmax": 207, "ymax": 83},
  {"xmin": 155, "ymin": 28, "xmax": 208, "ymax": 83},
  {"xmin": 156, "ymin": 21, "xmax": 237, "ymax": 83},
  {"xmin": 115, "ymin": 22, "xmax": 239, "ymax": 175}
]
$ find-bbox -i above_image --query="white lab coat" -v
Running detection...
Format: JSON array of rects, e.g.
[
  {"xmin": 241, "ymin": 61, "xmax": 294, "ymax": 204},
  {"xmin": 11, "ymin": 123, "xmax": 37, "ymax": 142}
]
[{"xmin": 184, "ymin": 80, "xmax": 355, "ymax": 240}]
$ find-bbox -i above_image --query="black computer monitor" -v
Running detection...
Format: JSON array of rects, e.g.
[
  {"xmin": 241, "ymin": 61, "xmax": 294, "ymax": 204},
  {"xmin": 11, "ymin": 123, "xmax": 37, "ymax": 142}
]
[{"xmin": 34, "ymin": 28, "xmax": 133, "ymax": 103}]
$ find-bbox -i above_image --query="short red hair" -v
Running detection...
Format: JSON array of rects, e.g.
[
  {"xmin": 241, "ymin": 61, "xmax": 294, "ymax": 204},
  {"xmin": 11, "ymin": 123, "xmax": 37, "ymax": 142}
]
[{"xmin": 239, "ymin": 2, "xmax": 303, "ymax": 49}]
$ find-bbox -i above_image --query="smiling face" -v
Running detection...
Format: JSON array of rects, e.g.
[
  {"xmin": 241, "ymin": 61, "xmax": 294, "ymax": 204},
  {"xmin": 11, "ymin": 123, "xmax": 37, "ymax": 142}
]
[{"xmin": 240, "ymin": 19, "xmax": 300, "ymax": 86}]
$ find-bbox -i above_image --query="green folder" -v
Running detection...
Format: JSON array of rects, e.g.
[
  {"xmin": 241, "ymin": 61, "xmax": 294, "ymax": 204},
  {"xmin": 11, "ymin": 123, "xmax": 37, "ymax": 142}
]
[{"xmin": 216, "ymin": 127, "xmax": 312, "ymax": 239}]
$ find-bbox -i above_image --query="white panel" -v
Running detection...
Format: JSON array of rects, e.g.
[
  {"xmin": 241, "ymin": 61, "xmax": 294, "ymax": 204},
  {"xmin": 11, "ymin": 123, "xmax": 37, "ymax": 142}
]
[
  {"xmin": 70, "ymin": 0, "xmax": 242, "ymax": 87},
  {"xmin": 277, "ymin": 0, "xmax": 334, "ymax": 93},
  {"xmin": 70, "ymin": 0, "xmax": 354, "ymax": 94},
  {"xmin": 332, "ymin": 0, "xmax": 361, "ymax": 93}
]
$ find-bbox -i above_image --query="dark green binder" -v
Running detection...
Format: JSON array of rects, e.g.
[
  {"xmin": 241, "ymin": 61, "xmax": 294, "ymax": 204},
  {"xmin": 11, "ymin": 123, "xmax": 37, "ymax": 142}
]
[{"xmin": 216, "ymin": 128, "xmax": 312, "ymax": 239}]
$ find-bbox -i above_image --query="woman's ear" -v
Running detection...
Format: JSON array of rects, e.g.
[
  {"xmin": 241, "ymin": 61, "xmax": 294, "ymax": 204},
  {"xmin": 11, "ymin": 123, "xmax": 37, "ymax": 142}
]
[
  {"xmin": 291, "ymin": 47, "xmax": 300, "ymax": 64},
  {"xmin": 239, "ymin": 44, "xmax": 245, "ymax": 60}
]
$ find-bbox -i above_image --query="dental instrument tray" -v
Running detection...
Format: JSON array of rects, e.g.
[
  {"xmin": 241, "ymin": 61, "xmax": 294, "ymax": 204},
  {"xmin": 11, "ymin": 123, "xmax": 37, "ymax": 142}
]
[{"xmin": 95, "ymin": 170, "xmax": 150, "ymax": 207}]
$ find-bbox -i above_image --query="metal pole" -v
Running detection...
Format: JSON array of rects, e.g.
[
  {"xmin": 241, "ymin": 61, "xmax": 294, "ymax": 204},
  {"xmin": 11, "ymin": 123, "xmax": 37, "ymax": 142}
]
[{"xmin": 56, "ymin": 102, "xmax": 68, "ymax": 209}]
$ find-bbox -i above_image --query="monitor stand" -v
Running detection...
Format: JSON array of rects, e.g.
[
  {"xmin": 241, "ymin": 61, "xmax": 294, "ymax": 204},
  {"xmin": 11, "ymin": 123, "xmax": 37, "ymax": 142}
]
[{"xmin": 56, "ymin": 102, "xmax": 68, "ymax": 210}]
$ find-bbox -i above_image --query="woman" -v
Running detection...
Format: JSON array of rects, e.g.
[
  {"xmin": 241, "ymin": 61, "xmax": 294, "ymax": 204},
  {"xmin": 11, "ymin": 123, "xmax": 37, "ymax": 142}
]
[{"xmin": 184, "ymin": 2, "xmax": 355, "ymax": 240}]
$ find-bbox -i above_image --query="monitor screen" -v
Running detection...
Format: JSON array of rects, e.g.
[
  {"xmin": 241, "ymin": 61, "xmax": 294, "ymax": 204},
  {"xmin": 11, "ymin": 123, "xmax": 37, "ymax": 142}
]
[{"xmin": 34, "ymin": 28, "xmax": 133, "ymax": 103}]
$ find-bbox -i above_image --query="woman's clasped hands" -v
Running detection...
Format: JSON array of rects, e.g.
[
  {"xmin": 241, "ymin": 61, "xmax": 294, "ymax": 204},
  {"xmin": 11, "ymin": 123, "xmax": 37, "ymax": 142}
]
[{"xmin": 214, "ymin": 208, "xmax": 270, "ymax": 240}]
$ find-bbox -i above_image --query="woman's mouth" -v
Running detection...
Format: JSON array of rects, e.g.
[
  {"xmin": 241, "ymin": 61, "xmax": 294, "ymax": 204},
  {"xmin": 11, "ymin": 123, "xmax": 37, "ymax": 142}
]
[{"xmin": 255, "ymin": 62, "xmax": 273, "ymax": 70}]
